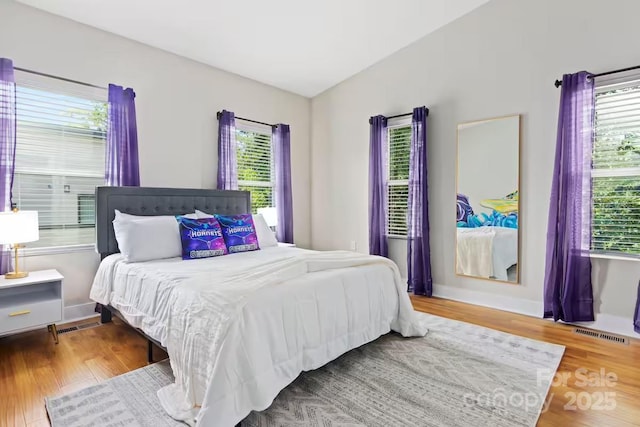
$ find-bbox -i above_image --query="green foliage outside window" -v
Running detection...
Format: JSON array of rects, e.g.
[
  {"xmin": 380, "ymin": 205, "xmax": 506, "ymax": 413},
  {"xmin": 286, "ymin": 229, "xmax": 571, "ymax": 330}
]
[
  {"xmin": 389, "ymin": 126, "xmax": 411, "ymax": 180},
  {"xmin": 236, "ymin": 129, "xmax": 273, "ymax": 213},
  {"xmin": 388, "ymin": 126, "xmax": 411, "ymax": 236},
  {"xmin": 592, "ymin": 86, "xmax": 640, "ymax": 255}
]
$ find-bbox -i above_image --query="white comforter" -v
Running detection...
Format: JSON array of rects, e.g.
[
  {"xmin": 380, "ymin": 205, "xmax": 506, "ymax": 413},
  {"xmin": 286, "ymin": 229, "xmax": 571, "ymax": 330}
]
[
  {"xmin": 456, "ymin": 227, "xmax": 518, "ymax": 281},
  {"xmin": 90, "ymin": 247, "xmax": 427, "ymax": 426}
]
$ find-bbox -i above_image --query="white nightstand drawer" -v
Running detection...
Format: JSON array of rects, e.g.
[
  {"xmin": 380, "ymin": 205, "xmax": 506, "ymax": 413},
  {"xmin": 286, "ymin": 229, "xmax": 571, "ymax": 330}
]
[{"xmin": 0, "ymin": 299, "xmax": 62, "ymax": 334}]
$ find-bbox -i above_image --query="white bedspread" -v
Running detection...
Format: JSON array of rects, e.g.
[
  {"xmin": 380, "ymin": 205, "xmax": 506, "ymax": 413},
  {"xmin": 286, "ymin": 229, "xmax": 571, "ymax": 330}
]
[
  {"xmin": 90, "ymin": 247, "xmax": 427, "ymax": 426},
  {"xmin": 456, "ymin": 227, "xmax": 495, "ymax": 278},
  {"xmin": 456, "ymin": 227, "xmax": 518, "ymax": 281}
]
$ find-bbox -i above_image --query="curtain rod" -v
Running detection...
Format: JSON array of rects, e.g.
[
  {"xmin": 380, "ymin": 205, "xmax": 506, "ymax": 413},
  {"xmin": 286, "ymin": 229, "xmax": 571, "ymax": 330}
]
[
  {"xmin": 554, "ymin": 64, "xmax": 640, "ymax": 88},
  {"xmin": 14, "ymin": 66, "xmax": 107, "ymax": 90},
  {"xmin": 368, "ymin": 107, "xmax": 430, "ymax": 124},
  {"xmin": 216, "ymin": 111, "xmax": 276, "ymax": 128}
]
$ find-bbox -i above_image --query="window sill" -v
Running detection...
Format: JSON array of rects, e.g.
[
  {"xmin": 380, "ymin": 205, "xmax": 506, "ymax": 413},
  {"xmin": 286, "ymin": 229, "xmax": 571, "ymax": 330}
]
[
  {"xmin": 23, "ymin": 244, "xmax": 96, "ymax": 257},
  {"xmin": 388, "ymin": 235, "xmax": 407, "ymax": 240},
  {"xmin": 590, "ymin": 252, "xmax": 640, "ymax": 262}
]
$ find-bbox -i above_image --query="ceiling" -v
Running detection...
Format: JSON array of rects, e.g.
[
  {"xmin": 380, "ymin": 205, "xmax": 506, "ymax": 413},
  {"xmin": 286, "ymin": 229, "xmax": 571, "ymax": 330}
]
[{"xmin": 17, "ymin": 0, "xmax": 489, "ymax": 97}]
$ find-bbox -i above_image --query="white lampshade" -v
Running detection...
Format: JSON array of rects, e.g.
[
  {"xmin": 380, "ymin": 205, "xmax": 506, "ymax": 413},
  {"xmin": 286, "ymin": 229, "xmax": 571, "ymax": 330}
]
[
  {"xmin": 257, "ymin": 207, "xmax": 277, "ymax": 227},
  {"xmin": 0, "ymin": 210, "xmax": 39, "ymax": 245}
]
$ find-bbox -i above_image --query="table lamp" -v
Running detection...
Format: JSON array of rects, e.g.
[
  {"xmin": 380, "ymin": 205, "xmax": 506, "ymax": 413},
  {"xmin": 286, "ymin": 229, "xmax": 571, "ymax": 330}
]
[
  {"xmin": 0, "ymin": 209, "xmax": 39, "ymax": 279},
  {"xmin": 257, "ymin": 207, "xmax": 277, "ymax": 230}
]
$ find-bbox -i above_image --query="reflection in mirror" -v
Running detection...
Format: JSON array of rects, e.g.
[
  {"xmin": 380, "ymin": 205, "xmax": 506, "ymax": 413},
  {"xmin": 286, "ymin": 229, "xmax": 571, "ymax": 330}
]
[{"xmin": 456, "ymin": 115, "xmax": 520, "ymax": 283}]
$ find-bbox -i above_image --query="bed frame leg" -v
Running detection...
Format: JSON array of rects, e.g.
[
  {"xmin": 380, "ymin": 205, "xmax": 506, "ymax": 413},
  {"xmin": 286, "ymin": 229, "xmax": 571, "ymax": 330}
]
[
  {"xmin": 148, "ymin": 340, "xmax": 154, "ymax": 364},
  {"xmin": 100, "ymin": 304, "xmax": 112, "ymax": 324}
]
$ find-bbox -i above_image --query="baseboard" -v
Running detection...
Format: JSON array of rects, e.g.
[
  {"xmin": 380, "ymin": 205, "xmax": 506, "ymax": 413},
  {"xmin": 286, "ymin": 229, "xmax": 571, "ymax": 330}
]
[
  {"xmin": 432, "ymin": 284, "xmax": 543, "ymax": 317},
  {"xmin": 432, "ymin": 284, "xmax": 638, "ymax": 339},
  {"xmin": 64, "ymin": 302, "xmax": 98, "ymax": 323}
]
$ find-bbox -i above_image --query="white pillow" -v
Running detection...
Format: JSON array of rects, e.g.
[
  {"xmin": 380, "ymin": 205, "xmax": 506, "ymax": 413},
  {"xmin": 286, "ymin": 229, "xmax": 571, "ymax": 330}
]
[
  {"xmin": 195, "ymin": 210, "xmax": 278, "ymax": 248},
  {"xmin": 113, "ymin": 210, "xmax": 183, "ymax": 262},
  {"xmin": 252, "ymin": 213, "xmax": 278, "ymax": 248},
  {"xmin": 194, "ymin": 209, "xmax": 214, "ymax": 219},
  {"xmin": 114, "ymin": 210, "xmax": 140, "ymax": 221}
]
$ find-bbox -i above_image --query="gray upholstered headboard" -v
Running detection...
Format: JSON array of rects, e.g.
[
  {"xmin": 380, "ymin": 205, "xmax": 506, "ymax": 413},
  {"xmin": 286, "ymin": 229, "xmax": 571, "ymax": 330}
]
[{"xmin": 96, "ymin": 186, "xmax": 251, "ymax": 257}]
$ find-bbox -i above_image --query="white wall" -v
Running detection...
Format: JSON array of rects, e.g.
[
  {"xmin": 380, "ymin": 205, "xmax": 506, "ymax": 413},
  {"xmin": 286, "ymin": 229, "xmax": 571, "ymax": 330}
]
[
  {"xmin": 0, "ymin": 0, "xmax": 311, "ymax": 317},
  {"xmin": 310, "ymin": 0, "xmax": 640, "ymax": 323}
]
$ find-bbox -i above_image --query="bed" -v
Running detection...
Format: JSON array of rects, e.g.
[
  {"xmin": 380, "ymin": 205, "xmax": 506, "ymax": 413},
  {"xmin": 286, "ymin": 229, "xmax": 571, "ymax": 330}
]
[
  {"xmin": 456, "ymin": 226, "xmax": 518, "ymax": 281},
  {"xmin": 90, "ymin": 186, "xmax": 427, "ymax": 426}
]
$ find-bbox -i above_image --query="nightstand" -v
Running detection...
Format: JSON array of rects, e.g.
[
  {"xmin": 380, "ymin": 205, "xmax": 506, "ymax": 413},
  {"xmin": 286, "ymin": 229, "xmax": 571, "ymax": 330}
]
[
  {"xmin": 0, "ymin": 270, "xmax": 63, "ymax": 343},
  {"xmin": 277, "ymin": 242, "xmax": 296, "ymax": 248}
]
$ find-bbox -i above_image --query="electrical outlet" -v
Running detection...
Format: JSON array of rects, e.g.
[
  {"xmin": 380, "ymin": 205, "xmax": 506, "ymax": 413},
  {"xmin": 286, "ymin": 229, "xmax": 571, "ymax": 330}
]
[{"xmin": 349, "ymin": 240, "xmax": 357, "ymax": 251}]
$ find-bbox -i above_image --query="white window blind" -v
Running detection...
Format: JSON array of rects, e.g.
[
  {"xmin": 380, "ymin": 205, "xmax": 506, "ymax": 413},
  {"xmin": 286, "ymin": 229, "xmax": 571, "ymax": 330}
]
[
  {"xmin": 592, "ymin": 78, "xmax": 640, "ymax": 256},
  {"xmin": 13, "ymin": 71, "xmax": 107, "ymax": 248},
  {"xmin": 387, "ymin": 123, "xmax": 411, "ymax": 237},
  {"xmin": 236, "ymin": 124, "xmax": 274, "ymax": 214}
]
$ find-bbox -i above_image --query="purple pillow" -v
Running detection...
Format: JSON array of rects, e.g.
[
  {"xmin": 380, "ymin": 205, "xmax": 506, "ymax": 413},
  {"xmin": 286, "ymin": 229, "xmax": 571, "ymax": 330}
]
[
  {"xmin": 177, "ymin": 217, "xmax": 228, "ymax": 260},
  {"xmin": 457, "ymin": 193, "xmax": 474, "ymax": 222},
  {"xmin": 215, "ymin": 214, "xmax": 260, "ymax": 254}
]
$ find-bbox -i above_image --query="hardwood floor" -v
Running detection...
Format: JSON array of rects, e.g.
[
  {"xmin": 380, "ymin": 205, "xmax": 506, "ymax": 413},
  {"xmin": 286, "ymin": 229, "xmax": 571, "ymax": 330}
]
[
  {"xmin": 0, "ymin": 317, "xmax": 167, "ymax": 427},
  {"xmin": 0, "ymin": 298, "xmax": 638, "ymax": 426}
]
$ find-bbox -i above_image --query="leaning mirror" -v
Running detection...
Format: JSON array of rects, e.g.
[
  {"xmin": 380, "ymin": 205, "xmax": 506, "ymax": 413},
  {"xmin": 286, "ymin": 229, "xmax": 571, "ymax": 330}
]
[{"xmin": 456, "ymin": 115, "xmax": 520, "ymax": 283}]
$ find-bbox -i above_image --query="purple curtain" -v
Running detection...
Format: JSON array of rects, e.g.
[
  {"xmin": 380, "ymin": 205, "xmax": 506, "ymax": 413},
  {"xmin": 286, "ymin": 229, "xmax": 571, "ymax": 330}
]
[
  {"xmin": 273, "ymin": 124, "xmax": 293, "ymax": 243},
  {"xmin": 543, "ymin": 71, "xmax": 595, "ymax": 322},
  {"xmin": 106, "ymin": 84, "xmax": 140, "ymax": 186},
  {"xmin": 0, "ymin": 58, "xmax": 16, "ymax": 275},
  {"xmin": 369, "ymin": 115, "xmax": 388, "ymax": 257},
  {"xmin": 217, "ymin": 110, "xmax": 238, "ymax": 190},
  {"xmin": 635, "ymin": 280, "xmax": 640, "ymax": 333},
  {"xmin": 407, "ymin": 106, "xmax": 432, "ymax": 296}
]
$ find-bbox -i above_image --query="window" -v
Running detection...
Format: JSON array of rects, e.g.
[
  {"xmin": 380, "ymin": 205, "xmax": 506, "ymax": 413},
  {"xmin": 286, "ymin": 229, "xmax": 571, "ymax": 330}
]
[
  {"xmin": 387, "ymin": 122, "xmax": 411, "ymax": 237},
  {"xmin": 236, "ymin": 124, "xmax": 274, "ymax": 214},
  {"xmin": 13, "ymin": 71, "xmax": 107, "ymax": 248},
  {"xmin": 592, "ymin": 78, "xmax": 640, "ymax": 256}
]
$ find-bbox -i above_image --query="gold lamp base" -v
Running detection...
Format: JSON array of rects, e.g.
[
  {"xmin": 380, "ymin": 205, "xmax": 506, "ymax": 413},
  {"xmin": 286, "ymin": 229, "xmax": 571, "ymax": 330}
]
[
  {"xmin": 5, "ymin": 271, "xmax": 28, "ymax": 279},
  {"xmin": 4, "ymin": 244, "xmax": 28, "ymax": 279}
]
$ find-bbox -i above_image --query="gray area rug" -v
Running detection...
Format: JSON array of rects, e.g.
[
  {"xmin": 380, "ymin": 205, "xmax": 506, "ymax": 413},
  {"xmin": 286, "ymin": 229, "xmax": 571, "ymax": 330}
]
[
  {"xmin": 46, "ymin": 361, "xmax": 182, "ymax": 427},
  {"xmin": 46, "ymin": 312, "xmax": 565, "ymax": 427}
]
